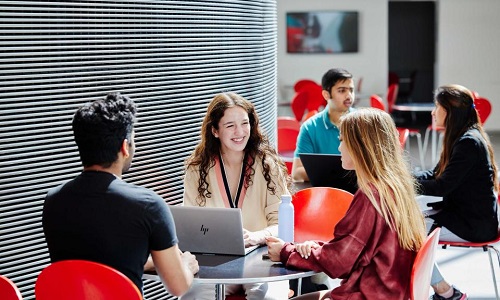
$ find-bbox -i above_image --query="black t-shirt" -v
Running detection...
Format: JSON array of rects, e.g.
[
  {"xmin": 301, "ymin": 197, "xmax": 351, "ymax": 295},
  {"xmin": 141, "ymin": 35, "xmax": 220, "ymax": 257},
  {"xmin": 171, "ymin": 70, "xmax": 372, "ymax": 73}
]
[{"xmin": 43, "ymin": 171, "xmax": 177, "ymax": 291}]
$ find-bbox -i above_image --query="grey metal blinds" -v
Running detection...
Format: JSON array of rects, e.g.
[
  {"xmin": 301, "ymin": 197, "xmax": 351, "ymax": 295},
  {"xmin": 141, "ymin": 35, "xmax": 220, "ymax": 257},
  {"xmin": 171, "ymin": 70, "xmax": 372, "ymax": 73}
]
[{"xmin": 0, "ymin": 1, "xmax": 277, "ymax": 299}]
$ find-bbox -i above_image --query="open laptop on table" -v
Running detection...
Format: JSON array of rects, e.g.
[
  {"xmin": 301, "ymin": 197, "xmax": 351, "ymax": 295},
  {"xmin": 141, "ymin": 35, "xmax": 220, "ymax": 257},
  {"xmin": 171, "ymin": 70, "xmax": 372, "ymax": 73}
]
[
  {"xmin": 169, "ymin": 206, "xmax": 259, "ymax": 258},
  {"xmin": 299, "ymin": 153, "xmax": 358, "ymax": 194}
]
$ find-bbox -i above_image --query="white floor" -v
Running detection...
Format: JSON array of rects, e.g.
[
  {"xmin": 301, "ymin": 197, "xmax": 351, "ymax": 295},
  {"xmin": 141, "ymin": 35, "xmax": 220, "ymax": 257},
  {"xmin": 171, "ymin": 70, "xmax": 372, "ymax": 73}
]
[{"xmin": 435, "ymin": 244, "xmax": 500, "ymax": 300}]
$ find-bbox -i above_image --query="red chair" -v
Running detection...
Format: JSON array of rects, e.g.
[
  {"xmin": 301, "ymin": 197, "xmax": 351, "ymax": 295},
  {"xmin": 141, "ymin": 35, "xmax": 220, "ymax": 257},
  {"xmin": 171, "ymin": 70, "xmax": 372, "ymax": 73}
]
[
  {"xmin": 387, "ymin": 83, "xmax": 399, "ymax": 113},
  {"xmin": 397, "ymin": 128, "xmax": 410, "ymax": 149},
  {"xmin": 475, "ymin": 96, "xmax": 492, "ymax": 125},
  {"xmin": 277, "ymin": 116, "xmax": 301, "ymax": 131},
  {"xmin": 35, "ymin": 260, "xmax": 142, "ymax": 300},
  {"xmin": 0, "ymin": 275, "xmax": 23, "ymax": 300},
  {"xmin": 410, "ymin": 228, "xmax": 441, "ymax": 300},
  {"xmin": 278, "ymin": 126, "xmax": 300, "ymax": 174},
  {"xmin": 290, "ymin": 90, "xmax": 309, "ymax": 122},
  {"xmin": 294, "ymin": 79, "xmax": 319, "ymax": 93},
  {"xmin": 370, "ymin": 94, "xmax": 386, "ymax": 111},
  {"xmin": 293, "ymin": 187, "xmax": 354, "ymax": 243},
  {"xmin": 438, "ymin": 195, "xmax": 500, "ymax": 299}
]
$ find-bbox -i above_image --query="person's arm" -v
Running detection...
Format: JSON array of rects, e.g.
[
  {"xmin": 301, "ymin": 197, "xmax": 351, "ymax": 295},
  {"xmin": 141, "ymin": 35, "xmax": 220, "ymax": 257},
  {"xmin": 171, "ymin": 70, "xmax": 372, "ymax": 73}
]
[
  {"xmin": 291, "ymin": 157, "xmax": 309, "ymax": 182},
  {"xmin": 417, "ymin": 137, "xmax": 480, "ymax": 196},
  {"xmin": 292, "ymin": 123, "xmax": 315, "ymax": 182},
  {"xmin": 151, "ymin": 244, "xmax": 198, "ymax": 297}
]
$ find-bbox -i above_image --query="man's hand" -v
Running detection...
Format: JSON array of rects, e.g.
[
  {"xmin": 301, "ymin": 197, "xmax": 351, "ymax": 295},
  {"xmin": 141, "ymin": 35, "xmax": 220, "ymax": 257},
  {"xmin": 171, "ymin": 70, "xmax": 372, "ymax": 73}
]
[{"xmin": 181, "ymin": 251, "xmax": 199, "ymax": 275}]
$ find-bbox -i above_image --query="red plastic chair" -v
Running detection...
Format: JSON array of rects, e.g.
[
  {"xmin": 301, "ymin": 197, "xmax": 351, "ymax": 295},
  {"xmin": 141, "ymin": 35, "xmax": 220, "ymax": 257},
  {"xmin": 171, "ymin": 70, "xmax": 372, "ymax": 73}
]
[
  {"xmin": 438, "ymin": 195, "xmax": 500, "ymax": 299},
  {"xmin": 0, "ymin": 275, "xmax": 23, "ymax": 300},
  {"xmin": 293, "ymin": 79, "xmax": 319, "ymax": 93},
  {"xmin": 370, "ymin": 94, "xmax": 386, "ymax": 111},
  {"xmin": 397, "ymin": 128, "xmax": 410, "ymax": 149},
  {"xmin": 35, "ymin": 260, "xmax": 142, "ymax": 300},
  {"xmin": 410, "ymin": 228, "xmax": 441, "ymax": 300},
  {"xmin": 387, "ymin": 83, "xmax": 399, "ymax": 113},
  {"xmin": 290, "ymin": 90, "xmax": 309, "ymax": 122},
  {"xmin": 278, "ymin": 126, "xmax": 300, "ymax": 174},
  {"xmin": 277, "ymin": 116, "xmax": 300, "ymax": 131},
  {"xmin": 475, "ymin": 96, "xmax": 492, "ymax": 125},
  {"xmin": 293, "ymin": 187, "xmax": 354, "ymax": 243}
]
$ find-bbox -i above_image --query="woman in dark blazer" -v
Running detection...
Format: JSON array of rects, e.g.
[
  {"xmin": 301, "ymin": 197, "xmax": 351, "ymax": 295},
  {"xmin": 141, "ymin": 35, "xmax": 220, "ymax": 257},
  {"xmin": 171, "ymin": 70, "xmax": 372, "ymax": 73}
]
[{"xmin": 415, "ymin": 84, "xmax": 498, "ymax": 300}]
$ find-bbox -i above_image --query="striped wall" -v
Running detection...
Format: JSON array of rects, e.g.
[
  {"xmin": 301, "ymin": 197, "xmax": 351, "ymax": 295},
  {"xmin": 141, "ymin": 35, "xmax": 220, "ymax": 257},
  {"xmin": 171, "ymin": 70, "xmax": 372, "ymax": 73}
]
[{"xmin": 0, "ymin": 1, "xmax": 277, "ymax": 299}]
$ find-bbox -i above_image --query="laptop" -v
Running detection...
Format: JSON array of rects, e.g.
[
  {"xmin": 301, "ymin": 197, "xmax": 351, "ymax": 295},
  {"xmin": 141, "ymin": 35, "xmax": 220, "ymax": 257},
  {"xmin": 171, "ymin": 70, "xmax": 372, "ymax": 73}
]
[
  {"xmin": 169, "ymin": 206, "xmax": 259, "ymax": 256},
  {"xmin": 299, "ymin": 153, "xmax": 358, "ymax": 194}
]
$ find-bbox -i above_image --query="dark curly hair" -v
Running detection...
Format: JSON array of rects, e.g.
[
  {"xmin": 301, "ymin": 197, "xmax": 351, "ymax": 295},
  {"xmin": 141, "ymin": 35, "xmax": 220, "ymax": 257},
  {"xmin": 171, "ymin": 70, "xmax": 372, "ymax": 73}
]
[
  {"xmin": 72, "ymin": 92, "xmax": 137, "ymax": 167},
  {"xmin": 185, "ymin": 92, "xmax": 290, "ymax": 206}
]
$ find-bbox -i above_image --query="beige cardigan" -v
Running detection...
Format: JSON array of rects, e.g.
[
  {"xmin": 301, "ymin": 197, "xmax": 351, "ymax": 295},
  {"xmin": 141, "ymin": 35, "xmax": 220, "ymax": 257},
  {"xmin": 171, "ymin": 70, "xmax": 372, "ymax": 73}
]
[{"xmin": 183, "ymin": 155, "xmax": 289, "ymax": 237}]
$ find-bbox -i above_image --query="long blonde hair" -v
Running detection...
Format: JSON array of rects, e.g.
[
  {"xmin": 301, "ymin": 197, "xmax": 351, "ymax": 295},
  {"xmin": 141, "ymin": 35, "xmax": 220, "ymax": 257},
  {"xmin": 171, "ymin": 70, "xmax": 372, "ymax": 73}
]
[{"xmin": 340, "ymin": 108, "xmax": 426, "ymax": 251}]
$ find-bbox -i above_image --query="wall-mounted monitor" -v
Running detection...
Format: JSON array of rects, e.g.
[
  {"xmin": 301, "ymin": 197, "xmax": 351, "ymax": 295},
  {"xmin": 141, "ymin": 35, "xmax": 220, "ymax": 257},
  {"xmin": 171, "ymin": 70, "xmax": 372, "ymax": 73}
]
[{"xmin": 286, "ymin": 11, "xmax": 359, "ymax": 54}]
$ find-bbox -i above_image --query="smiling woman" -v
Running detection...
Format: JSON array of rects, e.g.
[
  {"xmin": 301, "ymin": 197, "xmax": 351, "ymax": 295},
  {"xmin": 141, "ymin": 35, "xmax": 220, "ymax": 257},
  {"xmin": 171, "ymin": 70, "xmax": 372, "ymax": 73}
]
[{"xmin": 181, "ymin": 92, "xmax": 292, "ymax": 300}]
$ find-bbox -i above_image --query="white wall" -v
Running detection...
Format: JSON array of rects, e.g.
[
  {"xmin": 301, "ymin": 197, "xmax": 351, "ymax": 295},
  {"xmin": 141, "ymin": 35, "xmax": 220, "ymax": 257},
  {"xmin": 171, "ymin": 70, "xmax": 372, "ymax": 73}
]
[
  {"xmin": 278, "ymin": 0, "xmax": 500, "ymax": 131},
  {"xmin": 437, "ymin": 0, "xmax": 500, "ymax": 130},
  {"xmin": 277, "ymin": 0, "xmax": 388, "ymax": 106}
]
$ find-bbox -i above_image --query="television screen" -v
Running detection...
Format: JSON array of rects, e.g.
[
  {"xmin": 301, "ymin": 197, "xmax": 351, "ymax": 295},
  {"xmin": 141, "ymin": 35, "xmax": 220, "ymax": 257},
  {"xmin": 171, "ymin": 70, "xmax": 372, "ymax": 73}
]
[{"xmin": 286, "ymin": 11, "xmax": 359, "ymax": 54}]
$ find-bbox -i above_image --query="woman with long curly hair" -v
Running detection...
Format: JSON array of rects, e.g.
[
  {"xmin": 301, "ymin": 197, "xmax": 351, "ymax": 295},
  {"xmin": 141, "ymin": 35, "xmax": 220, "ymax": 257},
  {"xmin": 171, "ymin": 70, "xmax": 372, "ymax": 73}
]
[
  {"xmin": 181, "ymin": 92, "xmax": 291, "ymax": 300},
  {"xmin": 415, "ymin": 84, "xmax": 498, "ymax": 300},
  {"xmin": 267, "ymin": 108, "xmax": 426, "ymax": 299}
]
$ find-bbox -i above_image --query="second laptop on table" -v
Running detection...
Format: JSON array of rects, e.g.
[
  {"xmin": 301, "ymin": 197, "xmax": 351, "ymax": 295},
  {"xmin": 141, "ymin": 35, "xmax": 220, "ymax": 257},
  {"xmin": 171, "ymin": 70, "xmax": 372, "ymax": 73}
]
[{"xmin": 299, "ymin": 153, "xmax": 358, "ymax": 194}]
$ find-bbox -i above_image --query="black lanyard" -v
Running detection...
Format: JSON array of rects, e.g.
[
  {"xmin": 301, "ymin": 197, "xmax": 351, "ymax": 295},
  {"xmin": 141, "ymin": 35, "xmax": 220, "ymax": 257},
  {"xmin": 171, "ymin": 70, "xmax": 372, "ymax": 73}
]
[{"xmin": 219, "ymin": 153, "xmax": 246, "ymax": 208}]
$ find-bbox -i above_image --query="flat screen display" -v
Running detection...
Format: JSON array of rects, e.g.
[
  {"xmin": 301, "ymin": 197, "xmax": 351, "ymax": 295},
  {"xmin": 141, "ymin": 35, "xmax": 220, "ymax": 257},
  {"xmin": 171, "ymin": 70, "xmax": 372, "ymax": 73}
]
[{"xmin": 286, "ymin": 11, "xmax": 359, "ymax": 54}]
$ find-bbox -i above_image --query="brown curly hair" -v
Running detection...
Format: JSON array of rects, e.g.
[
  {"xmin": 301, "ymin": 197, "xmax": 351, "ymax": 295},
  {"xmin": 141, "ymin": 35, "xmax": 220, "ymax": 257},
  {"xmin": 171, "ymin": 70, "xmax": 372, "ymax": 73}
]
[{"xmin": 185, "ymin": 92, "xmax": 291, "ymax": 206}]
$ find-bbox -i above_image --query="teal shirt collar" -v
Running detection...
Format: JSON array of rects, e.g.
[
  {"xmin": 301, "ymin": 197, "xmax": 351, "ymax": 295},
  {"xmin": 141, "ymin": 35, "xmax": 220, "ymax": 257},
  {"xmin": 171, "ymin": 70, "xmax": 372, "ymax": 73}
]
[{"xmin": 321, "ymin": 105, "xmax": 355, "ymax": 130}]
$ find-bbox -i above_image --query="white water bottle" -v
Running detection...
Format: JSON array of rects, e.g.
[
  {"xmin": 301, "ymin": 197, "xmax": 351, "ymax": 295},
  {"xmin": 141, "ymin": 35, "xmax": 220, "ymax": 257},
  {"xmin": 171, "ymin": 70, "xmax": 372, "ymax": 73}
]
[{"xmin": 278, "ymin": 194, "xmax": 294, "ymax": 242}]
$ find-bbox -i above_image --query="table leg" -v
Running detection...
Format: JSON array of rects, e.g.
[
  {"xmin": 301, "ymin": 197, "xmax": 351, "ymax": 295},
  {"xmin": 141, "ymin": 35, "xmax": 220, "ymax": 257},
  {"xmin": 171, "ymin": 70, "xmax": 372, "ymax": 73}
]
[
  {"xmin": 215, "ymin": 283, "xmax": 225, "ymax": 300},
  {"xmin": 297, "ymin": 277, "xmax": 302, "ymax": 296}
]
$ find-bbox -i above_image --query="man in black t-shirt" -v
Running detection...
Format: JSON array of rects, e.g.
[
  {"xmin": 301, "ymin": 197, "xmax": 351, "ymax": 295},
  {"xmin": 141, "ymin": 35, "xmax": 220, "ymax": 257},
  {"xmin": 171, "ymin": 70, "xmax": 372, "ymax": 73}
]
[{"xmin": 43, "ymin": 93, "xmax": 198, "ymax": 296}]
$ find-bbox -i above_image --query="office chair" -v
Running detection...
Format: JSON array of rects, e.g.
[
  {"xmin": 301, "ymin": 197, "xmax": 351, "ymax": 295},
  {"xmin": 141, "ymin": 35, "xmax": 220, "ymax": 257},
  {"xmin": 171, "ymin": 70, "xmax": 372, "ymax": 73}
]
[
  {"xmin": 35, "ymin": 260, "xmax": 142, "ymax": 300},
  {"xmin": 0, "ymin": 275, "xmax": 23, "ymax": 300}
]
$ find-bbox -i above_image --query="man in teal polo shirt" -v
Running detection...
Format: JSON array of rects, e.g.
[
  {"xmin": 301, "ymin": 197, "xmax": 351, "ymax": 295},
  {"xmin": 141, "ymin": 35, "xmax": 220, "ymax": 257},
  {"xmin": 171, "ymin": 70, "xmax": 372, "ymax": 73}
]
[{"xmin": 292, "ymin": 68, "xmax": 356, "ymax": 182}]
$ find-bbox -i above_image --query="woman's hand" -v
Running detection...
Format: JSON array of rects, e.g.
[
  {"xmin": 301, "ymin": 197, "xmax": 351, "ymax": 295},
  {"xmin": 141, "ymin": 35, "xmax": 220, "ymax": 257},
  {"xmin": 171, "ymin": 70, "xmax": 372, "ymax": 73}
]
[
  {"xmin": 294, "ymin": 241, "xmax": 320, "ymax": 259},
  {"xmin": 243, "ymin": 228, "xmax": 268, "ymax": 246},
  {"xmin": 265, "ymin": 236, "xmax": 285, "ymax": 261}
]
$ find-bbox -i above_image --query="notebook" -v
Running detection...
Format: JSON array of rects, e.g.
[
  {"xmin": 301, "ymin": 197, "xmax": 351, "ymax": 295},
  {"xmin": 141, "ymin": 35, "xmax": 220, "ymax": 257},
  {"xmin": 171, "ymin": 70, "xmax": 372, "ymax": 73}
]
[
  {"xmin": 169, "ymin": 206, "xmax": 259, "ymax": 256},
  {"xmin": 299, "ymin": 153, "xmax": 358, "ymax": 194}
]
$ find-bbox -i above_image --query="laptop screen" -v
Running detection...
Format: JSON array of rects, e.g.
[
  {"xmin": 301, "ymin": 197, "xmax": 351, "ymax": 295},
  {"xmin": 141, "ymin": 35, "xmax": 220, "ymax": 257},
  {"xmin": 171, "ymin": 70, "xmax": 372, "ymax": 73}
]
[{"xmin": 299, "ymin": 153, "xmax": 358, "ymax": 194}]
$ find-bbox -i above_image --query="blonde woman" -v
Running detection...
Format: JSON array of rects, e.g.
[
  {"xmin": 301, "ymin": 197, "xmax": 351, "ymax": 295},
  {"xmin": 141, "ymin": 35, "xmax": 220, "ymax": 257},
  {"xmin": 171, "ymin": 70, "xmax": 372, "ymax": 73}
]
[{"xmin": 267, "ymin": 108, "xmax": 426, "ymax": 299}]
